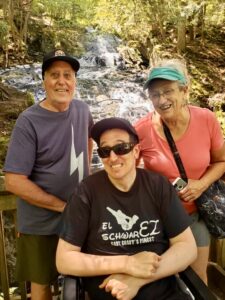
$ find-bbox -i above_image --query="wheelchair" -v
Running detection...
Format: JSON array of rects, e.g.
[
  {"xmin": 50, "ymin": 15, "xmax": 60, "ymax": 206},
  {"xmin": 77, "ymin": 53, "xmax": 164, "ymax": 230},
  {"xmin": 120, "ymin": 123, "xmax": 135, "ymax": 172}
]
[{"xmin": 61, "ymin": 266, "xmax": 217, "ymax": 300}]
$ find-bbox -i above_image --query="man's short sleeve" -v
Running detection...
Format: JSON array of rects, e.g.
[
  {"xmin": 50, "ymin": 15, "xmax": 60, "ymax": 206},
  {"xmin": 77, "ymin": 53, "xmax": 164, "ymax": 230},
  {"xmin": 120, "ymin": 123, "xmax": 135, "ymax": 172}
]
[{"xmin": 3, "ymin": 117, "xmax": 36, "ymax": 175}]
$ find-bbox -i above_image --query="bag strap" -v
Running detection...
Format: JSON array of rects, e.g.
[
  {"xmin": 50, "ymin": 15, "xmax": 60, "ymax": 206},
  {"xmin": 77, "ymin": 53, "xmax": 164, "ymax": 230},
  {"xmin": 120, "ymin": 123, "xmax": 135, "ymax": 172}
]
[{"xmin": 162, "ymin": 121, "xmax": 188, "ymax": 181}]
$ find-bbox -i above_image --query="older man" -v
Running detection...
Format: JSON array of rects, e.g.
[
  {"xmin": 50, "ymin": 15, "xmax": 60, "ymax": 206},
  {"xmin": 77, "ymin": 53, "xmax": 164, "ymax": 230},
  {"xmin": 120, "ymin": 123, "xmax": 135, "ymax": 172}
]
[
  {"xmin": 56, "ymin": 117, "xmax": 197, "ymax": 300},
  {"xmin": 3, "ymin": 49, "xmax": 93, "ymax": 300}
]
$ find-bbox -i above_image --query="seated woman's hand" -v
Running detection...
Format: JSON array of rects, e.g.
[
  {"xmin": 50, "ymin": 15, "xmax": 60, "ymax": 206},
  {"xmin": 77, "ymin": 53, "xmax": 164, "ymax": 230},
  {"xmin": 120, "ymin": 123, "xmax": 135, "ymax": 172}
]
[
  {"xmin": 99, "ymin": 274, "xmax": 141, "ymax": 300},
  {"xmin": 126, "ymin": 251, "xmax": 161, "ymax": 278}
]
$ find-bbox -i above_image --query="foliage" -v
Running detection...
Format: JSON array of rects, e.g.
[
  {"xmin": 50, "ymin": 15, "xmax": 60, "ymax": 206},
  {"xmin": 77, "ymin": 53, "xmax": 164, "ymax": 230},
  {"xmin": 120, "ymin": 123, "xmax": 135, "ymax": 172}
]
[
  {"xmin": 2, "ymin": 0, "xmax": 224, "ymax": 61},
  {"xmin": 74, "ymin": 0, "xmax": 99, "ymax": 26},
  {"xmin": 214, "ymin": 110, "xmax": 225, "ymax": 137},
  {"xmin": 92, "ymin": 0, "xmax": 225, "ymax": 50},
  {"xmin": 0, "ymin": 20, "xmax": 9, "ymax": 50},
  {"xmin": 0, "ymin": 135, "xmax": 10, "ymax": 174},
  {"xmin": 0, "ymin": 0, "xmax": 224, "ymax": 119},
  {"xmin": 206, "ymin": 0, "xmax": 225, "ymax": 25},
  {"xmin": 31, "ymin": 0, "xmax": 98, "ymax": 27},
  {"xmin": 32, "ymin": 0, "xmax": 79, "ymax": 21},
  {"xmin": 93, "ymin": 0, "xmax": 152, "ymax": 41},
  {"xmin": 208, "ymin": 94, "xmax": 225, "ymax": 137}
]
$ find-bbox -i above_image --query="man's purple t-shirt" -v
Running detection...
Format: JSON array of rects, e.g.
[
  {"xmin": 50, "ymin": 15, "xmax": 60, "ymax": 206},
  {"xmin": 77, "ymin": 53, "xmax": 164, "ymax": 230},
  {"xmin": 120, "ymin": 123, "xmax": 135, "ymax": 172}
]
[{"xmin": 4, "ymin": 99, "xmax": 93, "ymax": 235}]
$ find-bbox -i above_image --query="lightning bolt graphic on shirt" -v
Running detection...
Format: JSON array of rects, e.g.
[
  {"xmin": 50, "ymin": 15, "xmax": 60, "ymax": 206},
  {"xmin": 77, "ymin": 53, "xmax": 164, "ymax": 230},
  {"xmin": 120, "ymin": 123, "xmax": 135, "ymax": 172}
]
[{"xmin": 70, "ymin": 124, "xmax": 84, "ymax": 182}]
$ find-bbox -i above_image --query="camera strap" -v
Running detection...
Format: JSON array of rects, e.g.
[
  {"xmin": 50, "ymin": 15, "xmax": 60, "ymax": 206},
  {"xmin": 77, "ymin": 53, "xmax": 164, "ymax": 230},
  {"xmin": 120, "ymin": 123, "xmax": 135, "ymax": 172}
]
[{"xmin": 162, "ymin": 121, "xmax": 188, "ymax": 182}]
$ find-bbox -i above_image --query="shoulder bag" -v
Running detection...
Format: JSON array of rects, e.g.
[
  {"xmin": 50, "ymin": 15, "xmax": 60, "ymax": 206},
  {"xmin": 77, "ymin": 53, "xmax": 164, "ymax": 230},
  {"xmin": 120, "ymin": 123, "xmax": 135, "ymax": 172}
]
[{"xmin": 163, "ymin": 122, "xmax": 225, "ymax": 239}]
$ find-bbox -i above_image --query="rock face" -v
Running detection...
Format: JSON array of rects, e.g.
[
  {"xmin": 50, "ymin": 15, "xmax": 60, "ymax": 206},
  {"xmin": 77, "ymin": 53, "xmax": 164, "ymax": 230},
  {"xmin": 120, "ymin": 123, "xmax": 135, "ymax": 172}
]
[{"xmin": 0, "ymin": 82, "xmax": 34, "ymax": 173}]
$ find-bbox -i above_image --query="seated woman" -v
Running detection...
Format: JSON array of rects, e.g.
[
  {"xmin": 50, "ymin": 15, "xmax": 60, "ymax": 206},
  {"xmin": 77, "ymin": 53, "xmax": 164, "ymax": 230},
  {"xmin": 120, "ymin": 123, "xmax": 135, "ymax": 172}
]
[{"xmin": 56, "ymin": 117, "xmax": 197, "ymax": 300}]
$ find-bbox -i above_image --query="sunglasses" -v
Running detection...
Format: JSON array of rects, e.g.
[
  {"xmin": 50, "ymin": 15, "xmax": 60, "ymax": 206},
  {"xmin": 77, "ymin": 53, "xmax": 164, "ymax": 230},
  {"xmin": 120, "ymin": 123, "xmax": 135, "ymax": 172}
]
[{"xmin": 97, "ymin": 142, "xmax": 136, "ymax": 158}]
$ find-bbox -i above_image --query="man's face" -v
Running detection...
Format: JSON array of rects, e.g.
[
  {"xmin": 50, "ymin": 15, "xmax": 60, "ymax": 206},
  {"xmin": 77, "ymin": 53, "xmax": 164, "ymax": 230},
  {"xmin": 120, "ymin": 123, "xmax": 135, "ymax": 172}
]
[
  {"xmin": 43, "ymin": 60, "xmax": 76, "ymax": 111},
  {"xmin": 99, "ymin": 129, "xmax": 140, "ymax": 185}
]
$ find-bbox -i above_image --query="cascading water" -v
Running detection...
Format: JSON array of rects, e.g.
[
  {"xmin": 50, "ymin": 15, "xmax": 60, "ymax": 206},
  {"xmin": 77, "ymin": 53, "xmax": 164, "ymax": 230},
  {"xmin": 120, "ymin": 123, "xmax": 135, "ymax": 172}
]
[{"xmin": 0, "ymin": 31, "xmax": 152, "ymax": 114}]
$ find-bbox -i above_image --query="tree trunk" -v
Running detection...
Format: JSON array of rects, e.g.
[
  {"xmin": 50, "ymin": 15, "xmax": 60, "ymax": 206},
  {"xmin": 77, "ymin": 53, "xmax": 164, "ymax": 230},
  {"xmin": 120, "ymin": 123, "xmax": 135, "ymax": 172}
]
[
  {"xmin": 199, "ymin": 2, "xmax": 206, "ymax": 45},
  {"xmin": 177, "ymin": 15, "xmax": 186, "ymax": 53},
  {"xmin": 188, "ymin": 24, "xmax": 195, "ymax": 42}
]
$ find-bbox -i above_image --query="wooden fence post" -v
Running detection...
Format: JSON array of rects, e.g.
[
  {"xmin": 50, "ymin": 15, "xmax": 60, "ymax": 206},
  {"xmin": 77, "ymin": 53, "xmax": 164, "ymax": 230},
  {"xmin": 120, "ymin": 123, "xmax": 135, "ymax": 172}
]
[{"xmin": 0, "ymin": 210, "xmax": 10, "ymax": 300}]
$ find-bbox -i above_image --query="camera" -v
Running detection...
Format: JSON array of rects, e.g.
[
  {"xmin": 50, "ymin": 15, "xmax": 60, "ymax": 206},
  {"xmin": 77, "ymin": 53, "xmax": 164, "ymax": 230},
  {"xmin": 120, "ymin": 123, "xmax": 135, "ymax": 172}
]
[{"xmin": 172, "ymin": 177, "xmax": 187, "ymax": 191}]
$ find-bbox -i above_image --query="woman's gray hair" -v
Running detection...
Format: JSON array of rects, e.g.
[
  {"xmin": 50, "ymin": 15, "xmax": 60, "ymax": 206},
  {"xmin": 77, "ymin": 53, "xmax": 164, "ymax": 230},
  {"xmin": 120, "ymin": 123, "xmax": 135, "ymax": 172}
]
[{"xmin": 151, "ymin": 58, "xmax": 190, "ymax": 87}]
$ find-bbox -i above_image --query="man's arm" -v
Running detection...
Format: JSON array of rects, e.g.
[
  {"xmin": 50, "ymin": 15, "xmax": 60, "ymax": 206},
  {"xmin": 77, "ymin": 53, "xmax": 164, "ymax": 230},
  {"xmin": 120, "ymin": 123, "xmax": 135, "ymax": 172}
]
[
  {"xmin": 56, "ymin": 238, "xmax": 160, "ymax": 279},
  {"xmin": 100, "ymin": 227, "xmax": 197, "ymax": 299},
  {"xmin": 5, "ymin": 172, "xmax": 66, "ymax": 212}
]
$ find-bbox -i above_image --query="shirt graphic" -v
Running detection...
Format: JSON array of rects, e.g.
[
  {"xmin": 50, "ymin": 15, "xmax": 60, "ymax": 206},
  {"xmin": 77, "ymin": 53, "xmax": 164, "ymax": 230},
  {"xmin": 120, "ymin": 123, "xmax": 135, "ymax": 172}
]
[
  {"xmin": 102, "ymin": 206, "xmax": 160, "ymax": 247},
  {"xmin": 70, "ymin": 124, "xmax": 84, "ymax": 182},
  {"xmin": 107, "ymin": 207, "xmax": 139, "ymax": 230}
]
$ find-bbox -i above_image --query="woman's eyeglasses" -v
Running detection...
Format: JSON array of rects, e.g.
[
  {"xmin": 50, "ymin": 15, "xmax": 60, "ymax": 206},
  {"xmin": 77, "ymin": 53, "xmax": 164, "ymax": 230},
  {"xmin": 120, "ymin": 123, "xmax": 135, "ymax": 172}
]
[
  {"xmin": 148, "ymin": 88, "xmax": 179, "ymax": 101},
  {"xmin": 97, "ymin": 142, "xmax": 136, "ymax": 158}
]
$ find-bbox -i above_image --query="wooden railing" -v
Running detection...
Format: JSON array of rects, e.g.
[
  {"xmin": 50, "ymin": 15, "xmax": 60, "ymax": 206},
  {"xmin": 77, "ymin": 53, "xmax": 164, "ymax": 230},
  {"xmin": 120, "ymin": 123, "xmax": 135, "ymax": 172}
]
[
  {"xmin": 0, "ymin": 176, "xmax": 27, "ymax": 300},
  {"xmin": 0, "ymin": 176, "xmax": 62, "ymax": 300}
]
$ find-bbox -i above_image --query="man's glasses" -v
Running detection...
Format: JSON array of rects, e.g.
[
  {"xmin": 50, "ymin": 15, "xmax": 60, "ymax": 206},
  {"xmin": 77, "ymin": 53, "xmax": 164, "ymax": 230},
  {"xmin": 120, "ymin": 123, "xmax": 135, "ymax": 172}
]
[
  {"xmin": 148, "ymin": 88, "xmax": 179, "ymax": 101},
  {"xmin": 97, "ymin": 142, "xmax": 136, "ymax": 158}
]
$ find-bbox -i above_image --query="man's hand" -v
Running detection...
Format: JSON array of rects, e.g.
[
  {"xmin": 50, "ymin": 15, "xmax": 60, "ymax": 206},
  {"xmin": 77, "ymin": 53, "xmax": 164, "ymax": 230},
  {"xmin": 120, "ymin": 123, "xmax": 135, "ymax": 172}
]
[
  {"xmin": 126, "ymin": 251, "xmax": 161, "ymax": 278},
  {"xmin": 99, "ymin": 274, "xmax": 141, "ymax": 300}
]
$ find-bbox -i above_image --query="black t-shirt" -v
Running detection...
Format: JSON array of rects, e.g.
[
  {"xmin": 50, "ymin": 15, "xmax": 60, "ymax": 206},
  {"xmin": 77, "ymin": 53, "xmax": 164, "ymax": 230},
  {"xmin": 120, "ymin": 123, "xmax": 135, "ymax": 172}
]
[{"xmin": 61, "ymin": 168, "xmax": 191, "ymax": 300}]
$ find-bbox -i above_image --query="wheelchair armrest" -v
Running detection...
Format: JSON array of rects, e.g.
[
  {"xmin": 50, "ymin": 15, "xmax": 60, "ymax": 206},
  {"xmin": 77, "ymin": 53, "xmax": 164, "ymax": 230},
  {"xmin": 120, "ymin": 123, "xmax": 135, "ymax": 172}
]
[
  {"xmin": 179, "ymin": 266, "xmax": 217, "ymax": 300},
  {"xmin": 62, "ymin": 275, "xmax": 85, "ymax": 300}
]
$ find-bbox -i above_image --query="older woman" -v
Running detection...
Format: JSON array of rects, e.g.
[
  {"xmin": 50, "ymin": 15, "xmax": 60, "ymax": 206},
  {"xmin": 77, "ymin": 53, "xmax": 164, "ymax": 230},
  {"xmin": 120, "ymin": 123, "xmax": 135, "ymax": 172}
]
[{"xmin": 134, "ymin": 59, "xmax": 225, "ymax": 284}]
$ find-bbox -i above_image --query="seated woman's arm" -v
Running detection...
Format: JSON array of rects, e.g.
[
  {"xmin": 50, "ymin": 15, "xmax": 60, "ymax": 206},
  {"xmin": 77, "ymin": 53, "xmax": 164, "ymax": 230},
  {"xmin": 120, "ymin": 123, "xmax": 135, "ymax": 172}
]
[
  {"xmin": 56, "ymin": 239, "xmax": 160, "ymax": 279},
  {"xmin": 100, "ymin": 227, "xmax": 197, "ymax": 299}
]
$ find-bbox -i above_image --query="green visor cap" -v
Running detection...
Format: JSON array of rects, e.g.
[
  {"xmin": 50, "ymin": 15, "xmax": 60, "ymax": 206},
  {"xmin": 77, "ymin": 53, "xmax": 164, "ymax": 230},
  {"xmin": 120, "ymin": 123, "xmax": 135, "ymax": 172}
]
[{"xmin": 143, "ymin": 67, "xmax": 187, "ymax": 90}]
